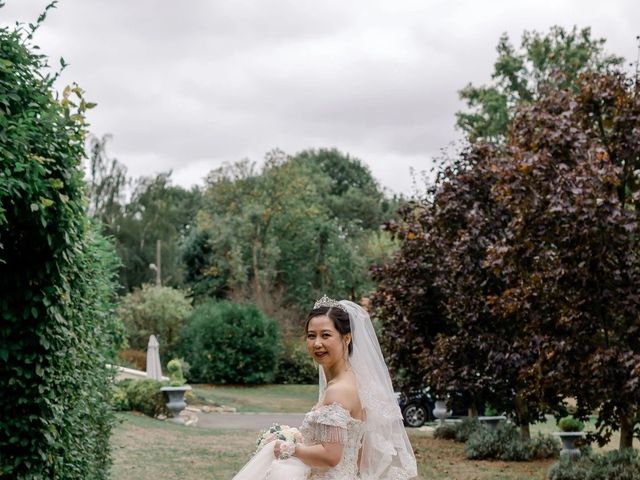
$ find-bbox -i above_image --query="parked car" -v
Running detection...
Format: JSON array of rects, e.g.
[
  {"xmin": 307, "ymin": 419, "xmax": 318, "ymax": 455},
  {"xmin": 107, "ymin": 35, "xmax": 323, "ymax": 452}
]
[
  {"xmin": 396, "ymin": 388, "xmax": 434, "ymax": 428},
  {"xmin": 396, "ymin": 388, "xmax": 477, "ymax": 427}
]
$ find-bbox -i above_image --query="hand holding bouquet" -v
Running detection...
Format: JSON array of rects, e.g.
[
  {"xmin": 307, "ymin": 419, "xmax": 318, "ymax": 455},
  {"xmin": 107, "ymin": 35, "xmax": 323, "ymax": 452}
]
[{"xmin": 255, "ymin": 423, "xmax": 301, "ymax": 459}]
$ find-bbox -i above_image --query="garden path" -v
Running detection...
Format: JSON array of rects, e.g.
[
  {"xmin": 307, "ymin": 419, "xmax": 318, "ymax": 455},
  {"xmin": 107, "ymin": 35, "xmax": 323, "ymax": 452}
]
[{"xmin": 194, "ymin": 411, "xmax": 306, "ymax": 430}]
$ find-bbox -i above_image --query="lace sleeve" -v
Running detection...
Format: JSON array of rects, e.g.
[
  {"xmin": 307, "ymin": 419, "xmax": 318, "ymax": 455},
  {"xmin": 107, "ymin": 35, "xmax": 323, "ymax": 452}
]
[{"xmin": 312, "ymin": 403, "xmax": 350, "ymax": 444}]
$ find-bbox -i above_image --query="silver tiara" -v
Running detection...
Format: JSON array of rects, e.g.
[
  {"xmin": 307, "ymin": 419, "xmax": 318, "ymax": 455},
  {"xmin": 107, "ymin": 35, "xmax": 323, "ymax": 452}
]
[{"xmin": 313, "ymin": 294, "xmax": 347, "ymax": 312}]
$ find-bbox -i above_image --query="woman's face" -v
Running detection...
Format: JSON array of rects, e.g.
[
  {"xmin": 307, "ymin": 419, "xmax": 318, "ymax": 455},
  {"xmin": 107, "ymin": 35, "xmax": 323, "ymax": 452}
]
[{"xmin": 306, "ymin": 315, "xmax": 349, "ymax": 367}]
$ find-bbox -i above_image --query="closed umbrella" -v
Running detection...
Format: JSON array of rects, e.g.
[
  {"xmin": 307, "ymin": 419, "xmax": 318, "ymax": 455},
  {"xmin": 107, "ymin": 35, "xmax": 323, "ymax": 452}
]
[{"xmin": 146, "ymin": 335, "xmax": 163, "ymax": 380}]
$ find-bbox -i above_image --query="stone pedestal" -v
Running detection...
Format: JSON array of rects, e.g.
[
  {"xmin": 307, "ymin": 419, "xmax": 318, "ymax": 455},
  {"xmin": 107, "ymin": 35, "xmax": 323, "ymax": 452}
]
[
  {"xmin": 554, "ymin": 431, "xmax": 584, "ymax": 457},
  {"xmin": 478, "ymin": 415, "xmax": 507, "ymax": 431},
  {"xmin": 161, "ymin": 385, "xmax": 192, "ymax": 424}
]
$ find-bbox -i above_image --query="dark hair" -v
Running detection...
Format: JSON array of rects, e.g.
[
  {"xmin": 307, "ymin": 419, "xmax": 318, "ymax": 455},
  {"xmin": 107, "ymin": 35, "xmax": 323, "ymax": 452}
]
[{"xmin": 305, "ymin": 306, "xmax": 352, "ymax": 355}]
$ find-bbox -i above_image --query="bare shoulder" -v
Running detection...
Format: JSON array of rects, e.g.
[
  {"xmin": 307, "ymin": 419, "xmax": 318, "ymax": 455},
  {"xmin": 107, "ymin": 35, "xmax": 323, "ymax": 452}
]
[{"xmin": 321, "ymin": 372, "xmax": 361, "ymax": 414}]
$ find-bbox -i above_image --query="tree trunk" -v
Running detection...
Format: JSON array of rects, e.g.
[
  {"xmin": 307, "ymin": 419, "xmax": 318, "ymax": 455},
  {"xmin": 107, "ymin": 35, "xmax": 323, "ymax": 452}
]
[
  {"xmin": 252, "ymin": 241, "xmax": 262, "ymax": 297},
  {"xmin": 468, "ymin": 403, "xmax": 478, "ymax": 418},
  {"xmin": 619, "ymin": 414, "xmax": 634, "ymax": 450},
  {"xmin": 514, "ymin": 392, "xmax": 531, "ymax": 441}
]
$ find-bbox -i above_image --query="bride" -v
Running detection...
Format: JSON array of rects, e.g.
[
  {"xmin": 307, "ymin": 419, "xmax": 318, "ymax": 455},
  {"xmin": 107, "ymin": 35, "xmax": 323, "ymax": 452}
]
[{"xmin": 232, "ymin": 296, "xmax": 418, "ymax": 480}]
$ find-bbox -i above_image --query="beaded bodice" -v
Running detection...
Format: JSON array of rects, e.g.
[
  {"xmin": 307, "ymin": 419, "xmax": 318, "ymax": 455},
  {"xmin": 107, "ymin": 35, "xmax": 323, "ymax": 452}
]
[{"xmin": 299, "ymin": 403, "xmax": 365, "ymax": 480}]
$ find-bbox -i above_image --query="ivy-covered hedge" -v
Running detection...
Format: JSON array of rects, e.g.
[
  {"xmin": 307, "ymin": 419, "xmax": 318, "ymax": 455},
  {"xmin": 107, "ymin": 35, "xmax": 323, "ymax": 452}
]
[{"xmin": 0, "ymin": 9, "xmax": 122, "ymax": 479}]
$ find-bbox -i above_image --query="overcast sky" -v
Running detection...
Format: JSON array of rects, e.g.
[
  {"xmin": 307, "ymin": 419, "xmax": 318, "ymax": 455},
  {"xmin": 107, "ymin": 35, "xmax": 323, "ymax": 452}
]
[{"xmin": 2, "ymin": 1, "xmax": 639, "ymax": 195}]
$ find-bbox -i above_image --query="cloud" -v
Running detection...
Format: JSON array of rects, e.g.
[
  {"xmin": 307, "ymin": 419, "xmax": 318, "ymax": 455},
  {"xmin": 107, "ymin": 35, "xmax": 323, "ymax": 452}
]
[{"xmin": 2, "ymin": 0, "xmax": 639, "ymax": 194}]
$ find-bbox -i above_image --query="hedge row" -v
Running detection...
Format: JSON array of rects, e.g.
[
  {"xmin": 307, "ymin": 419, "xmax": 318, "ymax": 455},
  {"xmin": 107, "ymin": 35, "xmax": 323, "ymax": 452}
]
[{"xmin": 0, "ymin": 11, "xmax": 122, "ymax": 479}]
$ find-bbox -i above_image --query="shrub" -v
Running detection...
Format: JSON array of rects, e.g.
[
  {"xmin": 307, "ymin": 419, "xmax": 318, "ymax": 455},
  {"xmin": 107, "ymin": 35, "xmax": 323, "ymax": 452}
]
[
  {"xmin": 111, "ymin": 384, "xmax": 130, "ymax": 411},
  {"xmin": 547, "ymin": 455, "xmax": 593, "ymax": 480},
  {"xmin": 275, "ymin": 343, "xmax": 317, "ymax": 384},
  {"xmin": 122, "ymin": 379, "xmax": 170, "ymax": 418},
  {"xmin": 180, "ymin": 300, "xmax": 282, "ymax": 384},
  {"xmin": 464, "ymin": 425, "xmax": 505, "ymax": 460},
  {"xmin": 530, "ymin": 433, "xmax": 561, "ymax": 459},
  {"xmin": 433, "ymin": 423, "xmax": 458, "ymax": 440},
  {"xmin": 167, "ymin": 359, "xmax": 186, "ymax": 386},
  {"xmin": 117, "ymin": 284, "xmax": 193, "ymax": 362},
  {"xmin": 558, "ymin": 416, "xmax": 585, "ymax": 432},
  {"xmin": 484, "ymin": 404, "xmax": 499, "ymax": 416},
  {"xmin": 0, "ymin": 8, "xmax": 123, "ymax": 477},
  {"xmin": 455, "ymin": 417, "xmax": 481, "ymax": 443},
  {"xmin": 547, "ymin": 449, "xmax": 640, "ymax": 480},
  {"xmin": 588, "ymin": 449, "xmax": 640, "ymax": 480},
  {"xmin": 465, "ymin": 423, "xmax": 559, "ymax": 461}
]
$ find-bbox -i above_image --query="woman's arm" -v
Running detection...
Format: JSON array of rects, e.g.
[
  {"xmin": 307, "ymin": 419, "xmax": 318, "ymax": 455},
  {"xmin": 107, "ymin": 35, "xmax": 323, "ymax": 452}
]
[
  {"xmin": 275, "ymin": 441, "xmax": 343, "ymax": 468},
  {"xmin": 273, "ymin": 383, "xmax": 357, "ymax": 467}
]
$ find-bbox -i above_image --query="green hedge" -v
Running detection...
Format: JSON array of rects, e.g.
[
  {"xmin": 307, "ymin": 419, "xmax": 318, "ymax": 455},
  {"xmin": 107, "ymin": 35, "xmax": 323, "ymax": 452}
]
[
  {"xmin": 180, "ymin": 300, "xmax": 282, "ymax": 384},
  {"xmin": 0, "ymin": 9, "xmax": 122, "ymax": 479}
]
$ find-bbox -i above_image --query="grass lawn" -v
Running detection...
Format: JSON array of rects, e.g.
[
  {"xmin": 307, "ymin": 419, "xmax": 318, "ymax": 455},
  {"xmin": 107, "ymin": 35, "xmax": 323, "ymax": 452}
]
[
  {"xmin": 111, "ymin": 413, "xmax": 553, "ymax": 480},
  {"xmin": 112, "ymin": 385, "xmax": 639, "ymax": 479},
  {"xmin": 190, "ymin": 384, "xmax": 318, "ymax": 413}
]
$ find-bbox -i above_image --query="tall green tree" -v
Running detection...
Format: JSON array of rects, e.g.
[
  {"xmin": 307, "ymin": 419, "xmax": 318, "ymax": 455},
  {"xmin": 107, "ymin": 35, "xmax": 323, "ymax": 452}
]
[
  {"xmin": 456, "ymin": 26, "xmax": 623, "ymax": 143},
  {"xmin": 115, "ymin": 173, "xmax": 201, "ymax": 291},
  {"xmin": 186, "ymin": 149, "xmax": 393, "ymax": 316}
]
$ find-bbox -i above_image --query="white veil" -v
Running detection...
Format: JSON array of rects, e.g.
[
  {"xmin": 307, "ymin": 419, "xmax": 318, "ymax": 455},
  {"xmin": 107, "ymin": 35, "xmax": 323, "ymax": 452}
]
[{"xmin": 319, "ymin": 300, "xmax": 417, "ymax": 480}]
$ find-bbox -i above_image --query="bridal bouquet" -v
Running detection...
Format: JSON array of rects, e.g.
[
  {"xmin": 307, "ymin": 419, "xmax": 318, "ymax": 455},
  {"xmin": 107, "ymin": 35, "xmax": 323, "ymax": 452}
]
[{"xmin": 255, "ymin": 423, "xmax": 301, "ymax": 452}]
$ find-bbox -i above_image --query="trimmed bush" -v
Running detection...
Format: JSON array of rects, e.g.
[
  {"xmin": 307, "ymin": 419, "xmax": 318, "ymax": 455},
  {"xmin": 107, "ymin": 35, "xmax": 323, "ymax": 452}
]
[
  {"xmin": 465, "ymin": 423, "xmax": 559, "ymax": 461},
  {"xmin": 558, "ymin": 415, "xmax": 585, "ymax": 432},
  {"xmin": 0, "ymin": 8, "xmax": 124, "ymax": 478},
  {"xmin": 181, "ymin": 300, "xmax": 282, "ymax": 384},
  {"xmin": 547, "ymin": 449, "xmax": 640, "ymax": 480}
]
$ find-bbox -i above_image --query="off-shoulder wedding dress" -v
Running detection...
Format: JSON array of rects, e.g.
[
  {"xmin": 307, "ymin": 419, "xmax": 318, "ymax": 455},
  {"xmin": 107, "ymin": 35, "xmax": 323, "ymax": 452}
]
[
  {"xmin": 230, "ymin": 402, "xmax": 363, "ymax": 480},
  {"xmin": 231, "ymin": 300, "xmax": 417, "ymax": 480}
]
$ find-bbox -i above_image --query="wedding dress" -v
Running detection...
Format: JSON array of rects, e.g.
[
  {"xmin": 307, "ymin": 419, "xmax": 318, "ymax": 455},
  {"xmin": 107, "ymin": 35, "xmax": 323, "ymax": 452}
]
[
  {"xmin": 230, "ymin": 402, "xmax": 363, "ymax": 480},
  {"xmin": 231, "ymin": 299, "xmax": 417, "ymax": 480}
]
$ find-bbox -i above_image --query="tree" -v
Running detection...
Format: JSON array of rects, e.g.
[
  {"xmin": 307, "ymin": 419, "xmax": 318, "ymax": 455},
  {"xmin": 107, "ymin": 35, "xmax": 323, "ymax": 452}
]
[
  {"xmin": 375, "ymin": 69, "xmax": 640, "ymax": 449},
  {"xmin": 114, "ymin": 173, "xmax": 201, "ymax": 291},
  {"xmin": 371, "ymin": 147, "xmax": 546, "ymax": 435},
  {"xmin": 456, "ymin": 26, "xmax": 623, "ymax": 143},
  {"xmin": 117, "ymin": 284, "xmax": 193, "ymax": 363},
  {"xmin": 85, "ymin": 133, "xmax": 128, "ymax": 230},
  {"xmin": 187, "ymin": 149, "xmax": 392, "ymax": 315},
  {"xmin": 485, "ymin": 71, "xmax": 640, "ymax": 448}
]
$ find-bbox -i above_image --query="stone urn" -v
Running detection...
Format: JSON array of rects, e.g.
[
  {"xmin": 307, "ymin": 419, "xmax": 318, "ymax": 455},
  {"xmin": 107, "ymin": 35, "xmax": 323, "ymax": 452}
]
[
  {"xmin": 478, "ymin": 415, "xmax": 507, "ymax": 431},
  {"xmin": 432, "ymin": 400, "xmax": 452, "ymax": 426},
  {"xmin": 554, "ymin": 431, "xmax": 585, "ymax": 457},
  {"xmin": 161, "ymin": 385, "xmax": 192, "ymax": 424}
]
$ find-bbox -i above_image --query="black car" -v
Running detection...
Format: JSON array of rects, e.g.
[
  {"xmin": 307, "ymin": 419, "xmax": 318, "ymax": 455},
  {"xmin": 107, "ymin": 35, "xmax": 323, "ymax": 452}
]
[
  {"xmin": 396, "ymin": 388, "xmax": 474, "ymax": 427},
  {"xmin": 396, "ymin": 388, "xmax": 434, "ymax": 428}
]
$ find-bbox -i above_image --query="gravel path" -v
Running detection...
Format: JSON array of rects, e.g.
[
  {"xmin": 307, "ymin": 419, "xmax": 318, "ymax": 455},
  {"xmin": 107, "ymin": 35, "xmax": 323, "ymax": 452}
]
[{"xmin": 194, "ymin": 411, "xmax": 306, "ymax": 430}]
